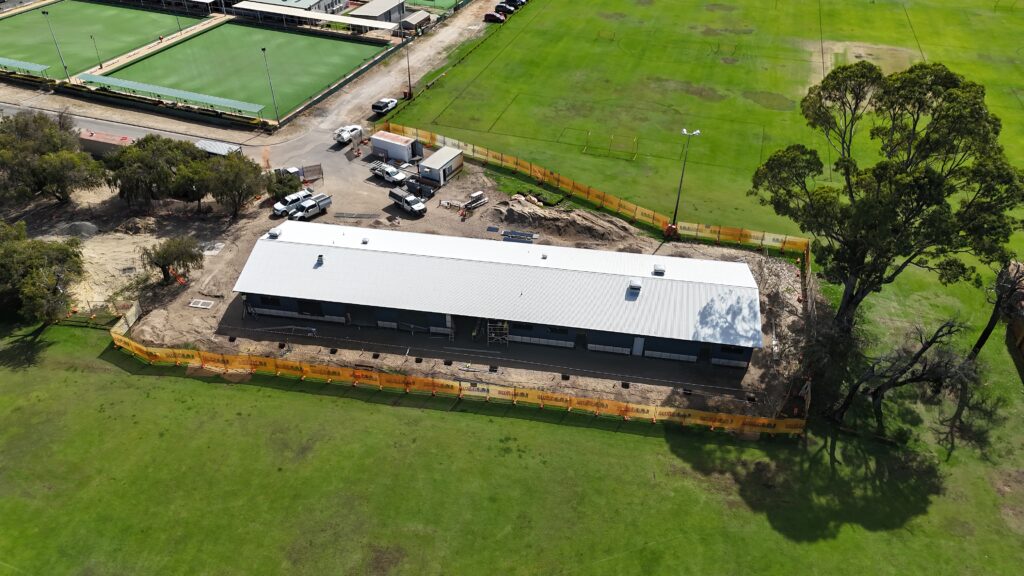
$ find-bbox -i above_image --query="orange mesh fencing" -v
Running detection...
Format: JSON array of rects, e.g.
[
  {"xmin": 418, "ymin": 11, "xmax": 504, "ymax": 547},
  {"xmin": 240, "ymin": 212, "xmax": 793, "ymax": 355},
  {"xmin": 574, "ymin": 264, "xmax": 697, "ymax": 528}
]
[
  {"xmin": 109, "ymin": 331, "xmax": 805, "ymax": 436},
  {"xmin": 379, "ymin": 123, "xmax": 809, "ymax": 255}
]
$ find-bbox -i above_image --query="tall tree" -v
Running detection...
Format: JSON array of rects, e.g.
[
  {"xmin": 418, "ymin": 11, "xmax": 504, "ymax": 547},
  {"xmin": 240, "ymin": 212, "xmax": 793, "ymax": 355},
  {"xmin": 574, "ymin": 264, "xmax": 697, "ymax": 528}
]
[
  {"xmin": 141, "ymin": 236, "xmax": 204, "ymax": 285},
  {"xmin": 207, "ymin": 152, "xmax": 264, "ymax": 219},
  {"xmin": 750, "ymin": 62, "xmax": 1024, "ymax": 332},
  {"xmin": 0, "ymin": 221, "xmax": 83, "ymax": 324},
  {"xmin": 36, "ymin": 149, "xmax": 105, "ymax": 203},
  {"xmin": 0, "ymin": 110, "xmax": 100, "ymax": 203},
  {"xmin": 966, "ymin": 260, "xmax": 1024, "ymax": 361},
  {"xmin": 171, "ymin": 159, "xmax": 213, "ymax": 212},
  {"xmin": 106, "ymin": 135, "xmax": 206, "ymax": 208}
]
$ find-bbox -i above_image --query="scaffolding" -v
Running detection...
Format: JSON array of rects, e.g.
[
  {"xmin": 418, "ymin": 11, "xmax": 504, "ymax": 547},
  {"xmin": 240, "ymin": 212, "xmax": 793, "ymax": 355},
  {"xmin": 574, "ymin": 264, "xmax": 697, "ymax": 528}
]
[{"xmin": 486, "ymin": 319, "xmax": 509, "ymax": 347}]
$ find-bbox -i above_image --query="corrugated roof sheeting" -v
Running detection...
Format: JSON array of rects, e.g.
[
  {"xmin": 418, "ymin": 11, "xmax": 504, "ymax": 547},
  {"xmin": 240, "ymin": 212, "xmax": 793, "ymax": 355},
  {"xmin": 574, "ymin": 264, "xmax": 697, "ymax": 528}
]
[
  {"xmin": 233, "ymin": 222, "xmax": 763, "ymax": 348},
  {"xmin": 420, "ymin": 146, "xmax": 462, "ymax": 169}
]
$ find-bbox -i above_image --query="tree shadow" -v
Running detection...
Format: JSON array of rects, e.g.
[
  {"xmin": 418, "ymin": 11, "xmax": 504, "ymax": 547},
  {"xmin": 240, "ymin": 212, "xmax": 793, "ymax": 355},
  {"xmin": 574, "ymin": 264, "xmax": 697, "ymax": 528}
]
[
  {"xmin": 663, "ymin": 422, "xmax": 944, "ymax": 542},
  {"xmin": 0, "ymin": 324, "xmax": 53, "ymax": 370}
]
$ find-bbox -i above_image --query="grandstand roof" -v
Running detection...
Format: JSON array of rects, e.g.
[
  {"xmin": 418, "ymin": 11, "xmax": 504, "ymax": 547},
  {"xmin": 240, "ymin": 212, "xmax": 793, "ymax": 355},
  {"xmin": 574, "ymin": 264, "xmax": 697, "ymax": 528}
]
[
  {"xmin": 246, "ymin": 0, "xmax": 325, "ymax": 10},
  {"xmin": 233, "ymin": 222, "xmax": 764, "ymax": 348},
  {"xmin": 78, "ymin": 74, "xmax": 264, "ymax": 114},
  {"xmin": 349, "ymin": 0, "xmax": 405, "ymax": 18},
  {"xmin": 233, "ymin": 1, "xmax": 400, "ymax": 30}
]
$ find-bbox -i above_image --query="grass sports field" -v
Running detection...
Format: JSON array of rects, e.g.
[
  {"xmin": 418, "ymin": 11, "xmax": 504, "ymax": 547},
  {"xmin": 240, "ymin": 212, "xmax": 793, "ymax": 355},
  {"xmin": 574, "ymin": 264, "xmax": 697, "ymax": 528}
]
[
  {"xmin": 0, "ymin": 0, "xmax": 202, "ymax": 76},
  {"xmin": 396, "ymin": 0, "xmax": 1024, "ymax": 425},
  {"xmin": 108, "ymin": 23, "xmax": 384, "ymax": 117},
  {"xmin": 0, "ymin": 325, "xmax": 1022, "ymax": 575},
  {"xmin": 394, "ymin": 0, "xmax": 1024, "ymax": 234}
]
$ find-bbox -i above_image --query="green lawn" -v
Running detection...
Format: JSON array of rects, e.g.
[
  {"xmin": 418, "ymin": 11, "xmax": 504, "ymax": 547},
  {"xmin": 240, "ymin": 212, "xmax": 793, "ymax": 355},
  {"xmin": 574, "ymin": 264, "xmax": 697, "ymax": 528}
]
[
  {"xmin": 108, "ymin": 23, "xmax": 384, "ymax": 117},
  {"xmin": 405, "ymin": 0, "xmax": 459, "ymax": 9},
  {"xmin": 0, "ymin": 0, "xmax": 202, "ymax": 76},
  {"xmin": 1, "ymin": 325, "xmax": 1023, "ymax": 575},
  {"xmin": 394, "ymin": 0, "xmax": 1024, "ymax": 234}
]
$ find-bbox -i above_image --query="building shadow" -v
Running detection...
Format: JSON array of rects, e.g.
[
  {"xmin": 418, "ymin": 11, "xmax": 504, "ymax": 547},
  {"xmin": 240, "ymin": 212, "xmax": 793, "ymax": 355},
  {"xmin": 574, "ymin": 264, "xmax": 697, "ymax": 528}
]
[{"xmin": 662, "ymin": 421, "xmax": 944, "ymax": 543}]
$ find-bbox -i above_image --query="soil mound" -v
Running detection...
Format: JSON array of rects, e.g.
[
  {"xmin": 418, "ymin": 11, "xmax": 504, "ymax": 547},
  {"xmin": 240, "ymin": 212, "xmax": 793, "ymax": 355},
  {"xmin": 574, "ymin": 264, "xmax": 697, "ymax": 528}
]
[{"xmin": 492, "ymin": 198, "xmax": 633, "ymax": 243}]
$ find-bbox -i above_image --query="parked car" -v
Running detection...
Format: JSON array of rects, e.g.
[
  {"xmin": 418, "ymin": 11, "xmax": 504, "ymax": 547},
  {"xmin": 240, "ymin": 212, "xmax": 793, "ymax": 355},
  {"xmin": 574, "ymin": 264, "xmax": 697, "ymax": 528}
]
[
  {"xmin": 371, "ymin": 98, "xmax": 398, "ymax": 115},
  {"xmin": 505, "ymin": 0, "xmax": 526, "ymax": 7},
  {"xmin": 483, "ymin": 12, "xmax": 505, "ymax": 23},
  {"xmin": 370, "ymin": 160, "xmax": 409, "ymax": 184},
  {"xmin": 289, "ymin": 194, "xmax": 332, "ymax": 220},
  {"xmin": 272, "ymin": 188, "xmax": 314, "ymax": 217},
  {"xmin": 388, "ymin": 189, "xmax": 427, "ymax": 216},
  {"xmin": 494, "ymin": 3, "xmax": 516, "ymax": 15},
  {"xmin": 332, "ymin": 125, "xmax": 363, "ymax": 145}
]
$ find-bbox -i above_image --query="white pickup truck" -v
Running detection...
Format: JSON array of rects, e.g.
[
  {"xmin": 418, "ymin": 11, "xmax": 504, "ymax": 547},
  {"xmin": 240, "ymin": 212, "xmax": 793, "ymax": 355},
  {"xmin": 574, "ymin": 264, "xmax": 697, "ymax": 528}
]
[
  {"xmin": 272, "ymin": 188, "xmax": 313, "ymax": 217},
  {"xmin": 333, "ymin": 125, "xmax": 363, "ymax": 145},
  {"xmin": 289, "ymin": 193, "xmax": 332, "ymax": 220},
  {"xmin": 371, "ymin": 98, "xmax": 398, "ymax": 115},
  {"xmin": 388, "ymin": 189, "xmax": 427, "ymax": 216},
  {"xmin": 370, "ymin": 161, "xmax": 408, "ymax": 184}
]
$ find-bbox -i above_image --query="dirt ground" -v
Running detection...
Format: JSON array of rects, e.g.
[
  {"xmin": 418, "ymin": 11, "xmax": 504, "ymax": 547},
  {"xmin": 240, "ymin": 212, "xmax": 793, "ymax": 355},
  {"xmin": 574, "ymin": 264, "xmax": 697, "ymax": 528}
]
[
  {"xmin": 82, "ymin": 159, "xmax": 809, "ymax": 417},
  {"xmin": 807, "ymin": 40, "xmax": 921, "ymax": 87}
]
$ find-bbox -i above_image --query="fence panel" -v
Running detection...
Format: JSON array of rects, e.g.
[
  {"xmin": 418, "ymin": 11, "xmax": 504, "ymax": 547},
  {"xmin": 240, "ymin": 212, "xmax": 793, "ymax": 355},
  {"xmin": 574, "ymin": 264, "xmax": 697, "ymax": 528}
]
[{"xmin": 105, "ymin": 330, "xmax": 805, "ymax": 435}]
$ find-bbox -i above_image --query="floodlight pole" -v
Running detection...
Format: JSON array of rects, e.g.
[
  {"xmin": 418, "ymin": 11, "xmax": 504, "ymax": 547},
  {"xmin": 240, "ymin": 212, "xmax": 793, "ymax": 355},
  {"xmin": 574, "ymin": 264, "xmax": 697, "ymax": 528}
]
[
  {"xmin": 671, "ymin": 128, "xmax": 701, "ymax": 226},
  {"xmin": 41, "ymin": 11, "xmax": 71, "ymax": 83},
  {"xmin": 405, "ymin": 39, "xmax": 413, "ymax": 100},
  {"xmin": 175, "ymin": 15, "xmax": 182, "ymax": 34},
  {"xmin": 261, "ymin": 47, "xmax": 281, "ymax": 124},
  {"xmin": 90, "ymin": 35, "xmax": 102, "ymax": 70}
]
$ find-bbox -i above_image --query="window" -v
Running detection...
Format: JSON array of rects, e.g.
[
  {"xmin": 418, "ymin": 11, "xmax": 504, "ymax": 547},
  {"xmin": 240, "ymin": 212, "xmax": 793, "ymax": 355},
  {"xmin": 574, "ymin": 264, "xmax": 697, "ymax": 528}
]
[
  {"xmin": 720, "ymin": 345, "xmax": 746, "ymax": 355},
  {"xmin": 260, "ymin": 295, "xmax": 281, "ymax": 307},
  {"xmin": 546, "ymin": 327, "xmax": 569, "ymax": 335}
]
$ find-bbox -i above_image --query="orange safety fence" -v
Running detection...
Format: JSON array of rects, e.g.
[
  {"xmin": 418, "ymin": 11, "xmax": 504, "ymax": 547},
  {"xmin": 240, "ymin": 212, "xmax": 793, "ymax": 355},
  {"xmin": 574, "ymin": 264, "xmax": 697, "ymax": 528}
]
[
  {"xmin": 108, "ymin": 329, "xmax": 806, "ymax": 436},
  {"xmin": 381, "ymin": 123, "xmax": 810, "ymax": 255}
]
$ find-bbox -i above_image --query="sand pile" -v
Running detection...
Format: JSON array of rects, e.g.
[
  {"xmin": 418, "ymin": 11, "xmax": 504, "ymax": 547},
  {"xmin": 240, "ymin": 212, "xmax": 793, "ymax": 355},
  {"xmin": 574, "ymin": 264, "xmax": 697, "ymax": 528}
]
[{"xmin": 492, "ymin": 198, "xmax": 634, "ymax": 242}]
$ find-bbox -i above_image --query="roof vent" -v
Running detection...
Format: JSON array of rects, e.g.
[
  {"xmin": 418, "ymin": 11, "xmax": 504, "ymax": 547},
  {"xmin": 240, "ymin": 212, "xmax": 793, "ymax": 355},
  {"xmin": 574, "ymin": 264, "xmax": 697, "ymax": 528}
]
[
  {"xmin": 316, "ymin": 254, "xmax": 324, "ymax": 267},
  {"xmin": 361, "ymin": 237, "xmax": 369, "ymax": 245},
  {"xmin": 541, "ymin": 253, "xmax": 547, "ymax": 260},
  {"xmin": 268, "ymin": 227, "xmax": 282, "ymax": 239},
  {"xmin": 628, "ymin": 278, "xmax": 642, "ymax": 291},
  {"xmin": 653, "ymin": 264, "xmax": 665, "ymax": 276}
]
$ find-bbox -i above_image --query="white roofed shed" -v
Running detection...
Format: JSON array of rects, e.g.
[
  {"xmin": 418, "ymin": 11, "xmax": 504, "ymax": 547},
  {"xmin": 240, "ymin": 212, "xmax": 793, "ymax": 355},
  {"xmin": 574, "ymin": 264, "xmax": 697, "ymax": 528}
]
[{"xmin": 232, "ymin": 222, "xmax": 764, "ymax": 350}]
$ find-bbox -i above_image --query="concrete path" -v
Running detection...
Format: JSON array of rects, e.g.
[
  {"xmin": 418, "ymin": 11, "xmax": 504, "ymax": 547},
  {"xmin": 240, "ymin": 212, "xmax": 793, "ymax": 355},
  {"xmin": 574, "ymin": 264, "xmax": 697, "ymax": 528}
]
[
  {"xmin": 0, "ymin": 0, "xmax": 61, "ymax": 19},
  {"xmin": 76, "ymin": 13, "xmax": 233, "ymax": 78}
]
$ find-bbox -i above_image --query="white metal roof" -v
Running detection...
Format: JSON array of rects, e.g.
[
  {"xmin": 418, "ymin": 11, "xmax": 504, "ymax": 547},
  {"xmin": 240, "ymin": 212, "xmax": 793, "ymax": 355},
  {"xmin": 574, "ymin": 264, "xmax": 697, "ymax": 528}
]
[
  {"xmin": 194, "ymin": 139, "xmax": 242, "ymax": 156},
  {"xmin": 247, "ymin": 0, "xmax": 324, "ymax": 9},
  {"xmin": 349, "ymin": 0, "xmax": 405, "ymax": 17},
  {"xmin": 420, "ymin": 146, "xmax": 462, "ymax": 170},
  {"xmin": 233, "ymin": 222, "xmax": 763, "ymax": 348},
  {"xmin": 371, "ymin": 131, "xmax": 414, "ymax": 146},
  {"xmin": 233, "ymin": 1, "xmax": 400, "ymax": 30}
]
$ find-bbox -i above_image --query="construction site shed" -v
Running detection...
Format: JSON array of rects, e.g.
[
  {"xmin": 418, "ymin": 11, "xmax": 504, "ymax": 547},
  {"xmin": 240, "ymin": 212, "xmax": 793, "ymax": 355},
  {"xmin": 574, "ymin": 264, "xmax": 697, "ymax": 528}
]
[
  {"xmin": 401, "ymin": 10, "xmax": 431, "ymax": 30},
  {"xmin": 371, "ymin": 130, "xmax": 417, "ymax": 162},
  {"xmin": 233, "ymin": 222, "xmax": 764, "ymax": 368},
  {"xmin": 418, "ymin": 146, "xmax": 463, "ymax": 185},
  {"xmin": 348, "ymin": 0, "xmax": 406, "ymax": 22}
]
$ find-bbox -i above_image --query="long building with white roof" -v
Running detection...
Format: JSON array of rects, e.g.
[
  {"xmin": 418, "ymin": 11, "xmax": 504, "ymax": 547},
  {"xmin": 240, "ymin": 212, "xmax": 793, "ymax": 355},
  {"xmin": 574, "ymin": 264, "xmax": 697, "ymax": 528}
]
[{"xmin": 232, "ymin": 221, "xmax": 763, "ymax": 367}]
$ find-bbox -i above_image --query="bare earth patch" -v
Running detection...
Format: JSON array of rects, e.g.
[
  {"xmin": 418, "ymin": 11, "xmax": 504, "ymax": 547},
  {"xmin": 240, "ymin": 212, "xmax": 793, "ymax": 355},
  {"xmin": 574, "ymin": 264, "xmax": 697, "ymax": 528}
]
[
  {"xmin": 743, "ymin": 91, "xmax": 796, "ymax": 111},
  {"xmin": 648, "ymin": 76, "xmax": 727, "ymax": 101},
  {"xmin": 807, "ymin": 40, "xmax": 921, "ymax": 87},
  {"xmin": 702, "ymin": 26, "xmax": 755, "ymax": 36},
  {"xmin": 991, "ymin": 468, "xmax": 1024, "ymax": 535},
  {"xmin": 706, "ymin": 2, "xmax": 735, "ymax": 11}
]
